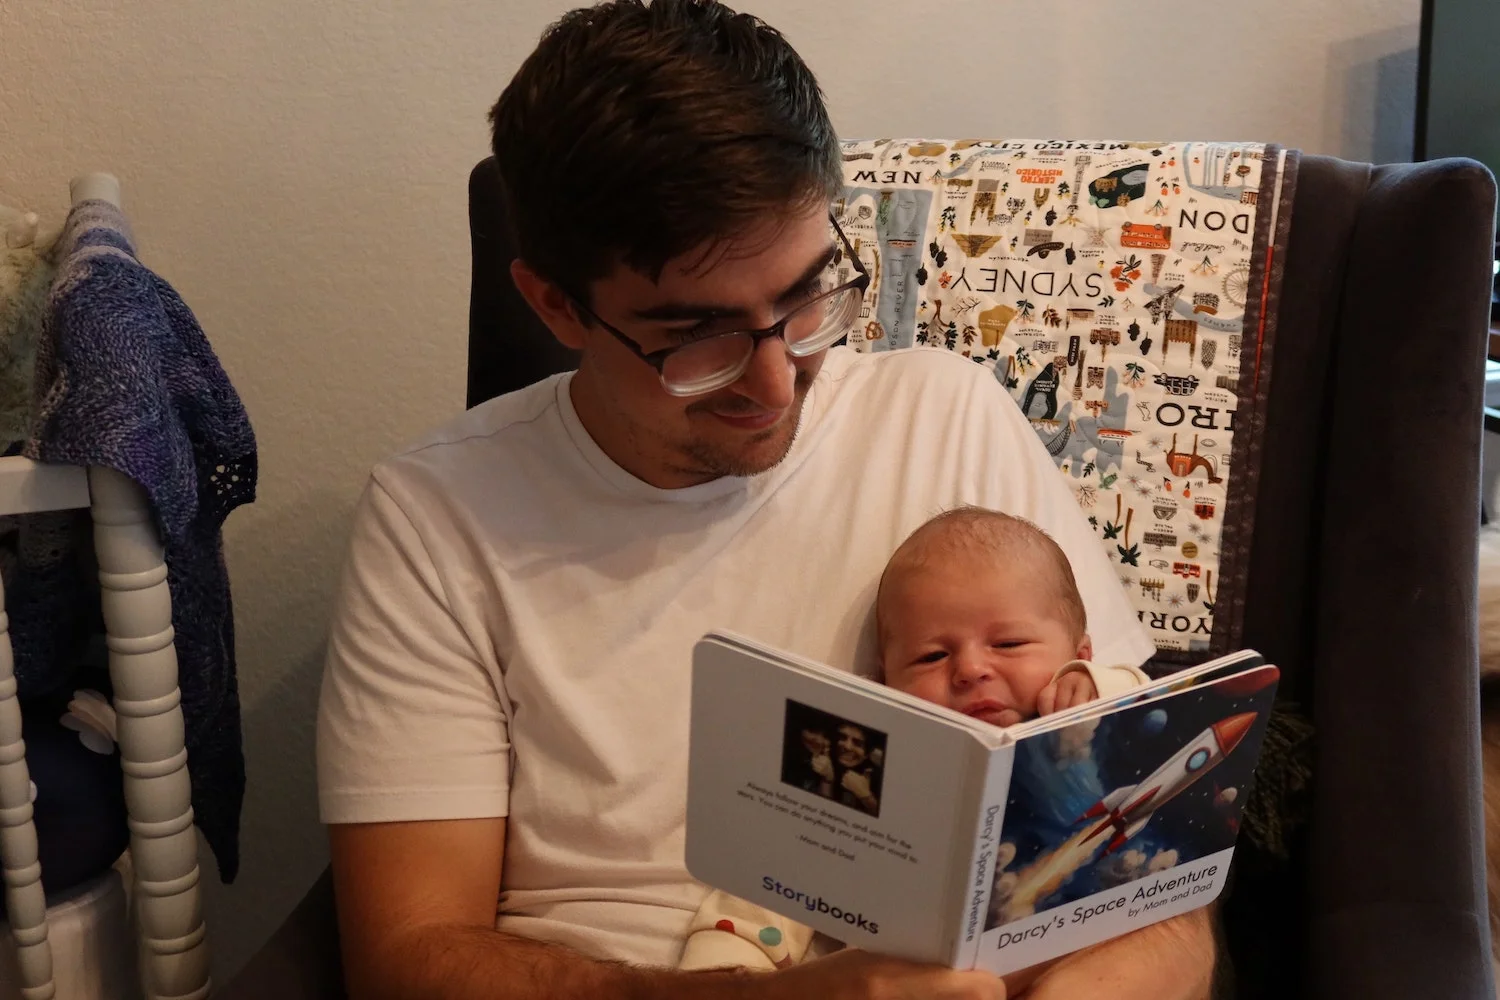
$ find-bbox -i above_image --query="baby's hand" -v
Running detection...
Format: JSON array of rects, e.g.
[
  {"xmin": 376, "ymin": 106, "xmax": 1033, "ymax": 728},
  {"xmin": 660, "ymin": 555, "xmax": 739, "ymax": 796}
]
[
  {"xmin": 841, "ymin": 769, "xmax": 874, "ymax": 802},
  {"xmin": 1036, "ymin": 671, "xmax": 1098, "ymax": 716},
  {"xmin": 810, "ymin": 753, "xmax": 835, "ymax": 782}
]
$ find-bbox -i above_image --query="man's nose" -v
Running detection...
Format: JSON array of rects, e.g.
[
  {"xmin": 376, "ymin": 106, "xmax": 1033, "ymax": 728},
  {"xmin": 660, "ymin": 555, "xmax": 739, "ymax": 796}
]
[{"xmin": 728, "ymin": 334, "xmax": 797, "ymax": 411}]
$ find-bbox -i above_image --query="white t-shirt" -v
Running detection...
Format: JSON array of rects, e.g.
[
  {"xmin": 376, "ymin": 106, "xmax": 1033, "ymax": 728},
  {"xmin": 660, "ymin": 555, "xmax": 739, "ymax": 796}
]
[{"xmin": 316, "ymin": 345, "xmax": 1155, "ymax": 967}]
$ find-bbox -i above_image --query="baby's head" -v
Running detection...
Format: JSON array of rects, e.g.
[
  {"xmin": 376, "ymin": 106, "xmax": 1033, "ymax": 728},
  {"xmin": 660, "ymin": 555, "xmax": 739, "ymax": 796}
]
[
  {"xmin": 800, "ymin": 728, "xmax": 830, "ymax": 758},
  {"xmin": 877, "ymin": 507, "xmax": 1092, "ymax": 727}
]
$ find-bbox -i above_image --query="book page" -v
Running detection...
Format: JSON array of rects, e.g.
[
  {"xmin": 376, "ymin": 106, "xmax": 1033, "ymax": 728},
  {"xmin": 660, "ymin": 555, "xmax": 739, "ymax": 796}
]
[
  {"xmin": 685, "ymin": 636, "xmax": 995, "ymax": 963},
  {"xmin": 1009, "ymin": 649, "xmax": 1264, "ymax": 740},
  {"xmin": 974, "ymin": 663, "xmax": 1280, "ymax": 974},
  {"xmin": 712, "ymin": 630, "xmax": 1010, "ymax": 747}
]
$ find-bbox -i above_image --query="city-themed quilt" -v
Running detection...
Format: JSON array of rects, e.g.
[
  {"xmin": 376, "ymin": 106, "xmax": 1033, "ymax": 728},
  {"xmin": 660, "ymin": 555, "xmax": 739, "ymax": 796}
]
[{"xmin": 836, "ymin": 139, "xmax": 1297, "ymax": 660}]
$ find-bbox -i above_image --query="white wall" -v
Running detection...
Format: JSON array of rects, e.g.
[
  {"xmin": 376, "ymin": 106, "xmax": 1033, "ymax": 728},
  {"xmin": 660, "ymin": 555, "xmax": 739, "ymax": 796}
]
[{"xmin": 0, "ymin": 0, "xmax": 1420, "ymax": 983}]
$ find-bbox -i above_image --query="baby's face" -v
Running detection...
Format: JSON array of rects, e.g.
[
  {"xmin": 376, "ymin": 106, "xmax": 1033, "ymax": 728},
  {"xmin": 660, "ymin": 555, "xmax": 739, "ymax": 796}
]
[{"xmin": 880, "ymin": 556, "xmax": 1089, "ymax": 727}]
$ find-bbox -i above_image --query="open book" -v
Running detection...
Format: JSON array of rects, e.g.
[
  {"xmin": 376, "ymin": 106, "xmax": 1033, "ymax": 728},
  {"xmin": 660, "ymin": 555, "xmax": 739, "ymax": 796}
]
[{"xmin": 684, "ymin": 631, "xmax": 1279, "ymax": 974}]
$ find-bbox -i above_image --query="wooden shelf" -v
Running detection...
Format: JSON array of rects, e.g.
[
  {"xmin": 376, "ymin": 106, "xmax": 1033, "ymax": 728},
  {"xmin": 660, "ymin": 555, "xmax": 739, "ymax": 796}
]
[{"xmin": 0, "ymin": 456, "xmax": 89, "ymax": 517}]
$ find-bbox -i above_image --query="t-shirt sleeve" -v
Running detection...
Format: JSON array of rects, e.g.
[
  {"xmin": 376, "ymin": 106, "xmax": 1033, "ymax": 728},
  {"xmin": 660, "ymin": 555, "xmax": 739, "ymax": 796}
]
[
  {"xmin": 1053, "ymin": 660, "xmax": 1151, "ymax": 700},
  {"xmin": 316, "ymin": 475, "xmax": 511, "ymax": 825},
  {"xmin": 981, "ymin": 376, "xmax": 1158, "ymax": 671}
]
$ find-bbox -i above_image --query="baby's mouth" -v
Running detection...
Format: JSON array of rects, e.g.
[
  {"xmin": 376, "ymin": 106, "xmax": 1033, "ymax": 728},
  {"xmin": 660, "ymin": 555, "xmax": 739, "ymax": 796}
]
[{"xmin": 961, "ymin": 699, "xmax": 1023, "ymax": 728}]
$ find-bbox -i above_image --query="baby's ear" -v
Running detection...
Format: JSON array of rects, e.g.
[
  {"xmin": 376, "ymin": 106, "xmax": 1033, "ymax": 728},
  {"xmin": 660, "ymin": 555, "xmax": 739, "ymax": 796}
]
[{"xmin": 1076, "ymin": 635, "xmax": 1094, "ymax": 662}]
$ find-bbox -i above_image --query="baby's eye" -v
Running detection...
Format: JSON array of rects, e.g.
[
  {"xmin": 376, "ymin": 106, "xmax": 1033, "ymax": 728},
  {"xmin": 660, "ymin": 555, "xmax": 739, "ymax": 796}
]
[
  {"xmin": 993, "ymin": 641, "xmax": 1027, "ymax": 650},
  {"xmin": 914, "ymin": 650, "xmax": 947, "ymax": 665}
]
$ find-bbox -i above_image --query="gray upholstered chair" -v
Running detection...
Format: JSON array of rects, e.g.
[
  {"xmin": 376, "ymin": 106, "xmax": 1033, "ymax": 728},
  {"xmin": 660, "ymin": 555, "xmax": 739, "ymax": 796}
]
[{"xmin": 218, "ymin": 147, "xmax": 1498, "ymax": 1000}]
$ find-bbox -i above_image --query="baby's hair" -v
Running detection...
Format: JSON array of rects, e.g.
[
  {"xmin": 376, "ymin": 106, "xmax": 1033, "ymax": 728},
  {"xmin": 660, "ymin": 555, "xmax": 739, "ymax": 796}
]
[{"xmin": 876, "ymin": 506, "xmax": 1088, "ymax": 647}]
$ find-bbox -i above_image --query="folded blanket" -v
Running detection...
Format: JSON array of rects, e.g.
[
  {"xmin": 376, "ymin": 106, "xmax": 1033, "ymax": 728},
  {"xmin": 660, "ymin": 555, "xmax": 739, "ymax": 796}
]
[
  {"xmin": 19, "ymin": 200, "xmax": 256, "ymax": 881},
  {"xmin": 0, "ymin": 204, "xmax": 59, "ymax": 444}
]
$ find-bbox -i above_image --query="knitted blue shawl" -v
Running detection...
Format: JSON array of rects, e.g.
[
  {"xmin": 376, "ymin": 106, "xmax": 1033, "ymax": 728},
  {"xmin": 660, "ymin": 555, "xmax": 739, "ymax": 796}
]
[{"xmin": 17, "ymin": 201, "xmax": 256, "ymax": 881}]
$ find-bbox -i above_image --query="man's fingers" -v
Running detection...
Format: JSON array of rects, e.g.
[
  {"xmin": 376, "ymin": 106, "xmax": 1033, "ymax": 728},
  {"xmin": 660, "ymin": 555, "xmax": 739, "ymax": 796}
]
[
  {"xmin": 888, "ymin": 967, "xmax": 1007, "ymax": 1000},
  {"xmin": 778, "ymin": 945, "xmax": 1007, "ymax": 1000},
  {"xmin": 941, "ymin": 969, "xmax": 1008, "ymax": 999}
]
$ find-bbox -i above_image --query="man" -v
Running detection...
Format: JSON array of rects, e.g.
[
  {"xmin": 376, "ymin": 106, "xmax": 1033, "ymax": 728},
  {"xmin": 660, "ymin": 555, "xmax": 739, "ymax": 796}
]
[{"xmin": 316, "ymin": 2, "xmax": 1218, "ymax": 998}]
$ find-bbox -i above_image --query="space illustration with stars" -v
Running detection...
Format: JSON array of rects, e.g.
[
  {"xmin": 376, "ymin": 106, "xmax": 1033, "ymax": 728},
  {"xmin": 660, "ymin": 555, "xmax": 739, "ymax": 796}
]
[{"xmin": 984, "ymin": 664, "xmax": 1279, "ymax": 931}]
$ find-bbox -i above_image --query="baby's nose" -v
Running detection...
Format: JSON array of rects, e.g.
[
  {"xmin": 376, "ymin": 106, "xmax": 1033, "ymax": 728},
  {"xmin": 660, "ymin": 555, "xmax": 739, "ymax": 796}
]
[{"xmin": 952, "ymin": 649, "xmax": 994, "ymax": 684}]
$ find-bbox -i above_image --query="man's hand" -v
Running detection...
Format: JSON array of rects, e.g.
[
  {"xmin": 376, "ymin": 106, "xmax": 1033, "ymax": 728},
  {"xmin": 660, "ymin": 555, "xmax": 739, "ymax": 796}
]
[
  {"xmin": 769, "ymin": 948, "xmax": 1006, "ymax": 1000},
  {"xmin": 330, "ymin": 818, "xmax": 1009, "ymax": 1000},
  {"xmin": 1036, "ymin": 671, "xmax": 1098, "ymax": 716},
  {"xmin": 1019, "ymin": 909, "xmax": 1216, "ymax": 999}
]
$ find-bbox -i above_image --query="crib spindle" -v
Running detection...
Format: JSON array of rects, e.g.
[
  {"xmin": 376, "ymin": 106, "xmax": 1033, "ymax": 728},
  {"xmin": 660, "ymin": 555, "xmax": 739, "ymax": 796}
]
[
  {"xmin": 0, "ymin": 580, "xmax": 54, "ymax": 1000},
  {"xmin": 90, "ymin": 467, "xmax": 210, "ymax": 1000}
]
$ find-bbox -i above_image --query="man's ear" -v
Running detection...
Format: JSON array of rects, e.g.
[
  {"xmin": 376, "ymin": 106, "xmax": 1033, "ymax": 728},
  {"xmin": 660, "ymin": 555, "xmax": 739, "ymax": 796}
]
[
  {"xmin": 1076, "ymin": 634, "xmax": 1094, "ymax": 662},
  {"xmin": 510, "ymin": 259, "xmax": 587, "ymax": 350}
]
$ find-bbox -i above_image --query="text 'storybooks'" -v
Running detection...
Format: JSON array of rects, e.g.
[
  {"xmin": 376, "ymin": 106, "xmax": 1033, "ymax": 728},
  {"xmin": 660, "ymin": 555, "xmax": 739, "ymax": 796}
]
[{"xmin": 684, "ymin": 632, "xmax": 1279, "ymax": 974}]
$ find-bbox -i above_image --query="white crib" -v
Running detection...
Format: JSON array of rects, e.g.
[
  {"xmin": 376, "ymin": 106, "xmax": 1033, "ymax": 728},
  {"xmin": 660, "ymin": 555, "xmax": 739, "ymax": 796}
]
[{"xmin": 0, "ymin": 174, "xmax": 209, "ymax": 1000}]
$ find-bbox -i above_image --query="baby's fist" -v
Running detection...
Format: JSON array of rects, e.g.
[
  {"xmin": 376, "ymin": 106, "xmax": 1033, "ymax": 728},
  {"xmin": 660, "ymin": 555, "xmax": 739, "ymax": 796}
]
[
  {"xmin": 841, "ymin": 769, "xmax": 873, "ymax": 801},
  {"xmin": 1036, "ymin": 671, "xmax": 1099, "ymax": 716}
]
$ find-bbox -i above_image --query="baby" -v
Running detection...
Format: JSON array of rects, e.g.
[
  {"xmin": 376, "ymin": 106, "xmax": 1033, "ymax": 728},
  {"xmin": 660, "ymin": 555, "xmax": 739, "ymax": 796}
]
[
  {"xmin": 680, "ymin": 506, "xmax": 1150, "ymax": 972},
  {"xmin": 876, "ymin": 506, "xmax": 1149, "ymax": 725}
]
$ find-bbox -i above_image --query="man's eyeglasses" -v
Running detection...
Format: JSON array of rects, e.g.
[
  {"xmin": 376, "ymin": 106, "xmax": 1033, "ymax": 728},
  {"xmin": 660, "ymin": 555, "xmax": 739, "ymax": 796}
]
[{"xmin": 572, "ymin": 216, "xmax": 871, "ymax": 397}]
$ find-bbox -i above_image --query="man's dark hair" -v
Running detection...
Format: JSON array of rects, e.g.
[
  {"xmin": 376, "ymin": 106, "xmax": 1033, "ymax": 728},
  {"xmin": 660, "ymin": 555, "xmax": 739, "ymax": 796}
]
[{"xmin": 488, "ymin": 0, "xmax": 842, "ymax": 299}]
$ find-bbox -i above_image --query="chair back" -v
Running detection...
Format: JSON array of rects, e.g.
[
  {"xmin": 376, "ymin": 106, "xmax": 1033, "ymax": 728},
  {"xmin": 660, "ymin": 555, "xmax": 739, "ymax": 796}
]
[{"xmin": 465, "ymin": 143, "xmax": 1499, "ymax": 999}]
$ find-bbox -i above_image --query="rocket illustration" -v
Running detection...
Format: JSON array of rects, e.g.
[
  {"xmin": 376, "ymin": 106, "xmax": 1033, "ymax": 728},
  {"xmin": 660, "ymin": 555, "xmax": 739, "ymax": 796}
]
[{"xmin": 1074, "ymin": 712, "xmax": 1258, "ymax": 855}]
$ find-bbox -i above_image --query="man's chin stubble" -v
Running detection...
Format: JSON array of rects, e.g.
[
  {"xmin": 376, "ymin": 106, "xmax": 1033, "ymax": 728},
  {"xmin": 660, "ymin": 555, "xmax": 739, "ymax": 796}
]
[
  {"xmin": 678, "ymin": 434, "xmax": 790, "ymax": 479},
  {"xmin": 672, "ymin": 372, "xmax": 815, "ymax": 480},
  {"xmin": 676, "ymin": 413, "xmax": 801, "ymax": 480}
]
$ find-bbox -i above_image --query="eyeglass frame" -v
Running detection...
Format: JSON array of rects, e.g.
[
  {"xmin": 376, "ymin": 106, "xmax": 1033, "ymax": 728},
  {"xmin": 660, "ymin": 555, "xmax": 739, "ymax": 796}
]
[{"xmin": 566, "ymin": 214, "xmax": 871, "ymax": 391}]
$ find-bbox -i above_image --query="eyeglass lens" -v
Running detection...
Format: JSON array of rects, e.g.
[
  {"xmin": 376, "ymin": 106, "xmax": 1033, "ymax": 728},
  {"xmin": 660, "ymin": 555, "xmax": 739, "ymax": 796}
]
[{"xmin": 659, "ymin": 284, "xmax": 862, "ymax": 395}]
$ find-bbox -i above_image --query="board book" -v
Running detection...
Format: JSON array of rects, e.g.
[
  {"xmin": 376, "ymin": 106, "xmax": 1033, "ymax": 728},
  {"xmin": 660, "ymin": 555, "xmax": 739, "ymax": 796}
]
[{"xmin": 685, "ymin": 631, "xmax": 1278, "ymax": 973}]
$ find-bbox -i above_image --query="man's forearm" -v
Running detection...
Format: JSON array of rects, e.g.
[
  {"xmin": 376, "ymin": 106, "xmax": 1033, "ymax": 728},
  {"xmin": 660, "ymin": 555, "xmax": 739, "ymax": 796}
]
[{"xmin": 355, "ymin": 923, "xmax": 761, "ymax": 1000}]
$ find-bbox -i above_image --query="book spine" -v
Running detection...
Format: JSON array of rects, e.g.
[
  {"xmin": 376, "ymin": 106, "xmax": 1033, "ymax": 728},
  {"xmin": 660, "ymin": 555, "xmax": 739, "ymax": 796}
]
[{"xmin": 946, "ymin": 743, "xmax": 1015, "ymax": 969}]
